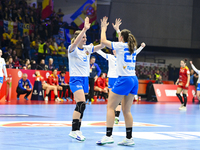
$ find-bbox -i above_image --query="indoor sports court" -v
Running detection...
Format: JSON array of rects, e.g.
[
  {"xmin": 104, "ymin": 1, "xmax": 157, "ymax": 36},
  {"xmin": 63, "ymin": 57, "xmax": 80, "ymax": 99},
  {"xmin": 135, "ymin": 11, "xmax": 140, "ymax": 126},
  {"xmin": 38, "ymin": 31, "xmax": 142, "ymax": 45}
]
[{"xmin": 0, "ymin": 100, "xmax": 199, "ymax": 149}]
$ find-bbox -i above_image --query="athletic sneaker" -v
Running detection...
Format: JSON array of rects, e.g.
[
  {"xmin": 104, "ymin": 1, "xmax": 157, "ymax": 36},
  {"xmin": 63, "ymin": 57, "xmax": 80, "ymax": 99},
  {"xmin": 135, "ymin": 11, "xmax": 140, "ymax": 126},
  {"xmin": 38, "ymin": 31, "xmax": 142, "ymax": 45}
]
[
  {"xmin": 24, "ymin": 97, "xmax": 28, "ymax": 100},
  {"xmin": 115, "ymin": 117, "xmax": 119, "ymax": 124},
  {"xmin": 55, "ymin": 97, "xmax": 62, "ymax": 102},
  {"xmin": 118, "ymin": 138, "xmax": 135, "ymax": 146},
  {"xmin": 62, "ymin": 97, "xmax": 67, "ymax": 101},
  {"xmin": 69, "ymin": 131, "xmax": 85, "ymax": 141},
  {"xmin": 67, "ymin": 97, "xmax": 73, "ymax": 101},
  {"xmin": 88, "ymin": 101, "xmax": 91, "ymax": 105},
  {"xmin": 179, "ymin": 104, "xmax": 184, "ymax": 110},
  {"xmin": 91, "ymin": 98, "xmax": 94, "ymax": 102},
  {"xmin": 44, "ymin": 96, "xmax": 48, "ymax": 101},
  {"xmin": 179, "ymin": 106, "xmax": 187, "ymax": 111},
  {"xmin": 17, "ymin": 97, "xmax": 19, "ymax": 100},
  {"xmin": 96, "ymin": 135, "xmax": 114, "ymax": 145}
]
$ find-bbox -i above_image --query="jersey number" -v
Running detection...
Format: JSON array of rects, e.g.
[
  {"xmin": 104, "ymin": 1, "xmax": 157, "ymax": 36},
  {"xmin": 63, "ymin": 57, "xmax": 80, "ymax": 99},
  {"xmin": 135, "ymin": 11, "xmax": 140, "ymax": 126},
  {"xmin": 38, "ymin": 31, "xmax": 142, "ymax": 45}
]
[{"xmin": 124, "ymin": 52, "xmax": 136, "ymax": 63}]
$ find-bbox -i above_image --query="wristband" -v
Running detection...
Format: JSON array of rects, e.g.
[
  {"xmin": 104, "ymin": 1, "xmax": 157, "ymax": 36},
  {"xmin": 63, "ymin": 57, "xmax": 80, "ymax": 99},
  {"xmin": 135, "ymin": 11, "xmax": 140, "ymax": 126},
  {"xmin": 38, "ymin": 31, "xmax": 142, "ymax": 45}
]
[{"xmin": 117, "ymin": 30, "xmax": 120, "ymax": 33}]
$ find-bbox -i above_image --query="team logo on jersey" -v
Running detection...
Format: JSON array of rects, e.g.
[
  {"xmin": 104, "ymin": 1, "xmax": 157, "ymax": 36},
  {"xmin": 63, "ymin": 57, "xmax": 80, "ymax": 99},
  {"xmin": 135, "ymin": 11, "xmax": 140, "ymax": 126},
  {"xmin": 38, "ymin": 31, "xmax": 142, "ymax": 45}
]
[
  {"xmin": 85, "ymin": 51, "xmax": 89, "ymax": 55},
  {"xmin": 123, "ymin": 66, "xmax": 127, "ymax": 69}
]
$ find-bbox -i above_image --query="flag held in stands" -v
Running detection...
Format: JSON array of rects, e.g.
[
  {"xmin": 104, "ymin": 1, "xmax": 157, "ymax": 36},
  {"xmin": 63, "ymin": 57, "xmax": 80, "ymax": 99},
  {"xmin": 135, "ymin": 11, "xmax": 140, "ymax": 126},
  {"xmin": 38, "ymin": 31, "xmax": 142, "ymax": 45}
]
[
  {"xmin": 70, "ymin": 0, "xmax": 97, "ymax": 29},
  {"xmin": 42, "ymin": 0, "xmax": 54, "ymax": 19}
]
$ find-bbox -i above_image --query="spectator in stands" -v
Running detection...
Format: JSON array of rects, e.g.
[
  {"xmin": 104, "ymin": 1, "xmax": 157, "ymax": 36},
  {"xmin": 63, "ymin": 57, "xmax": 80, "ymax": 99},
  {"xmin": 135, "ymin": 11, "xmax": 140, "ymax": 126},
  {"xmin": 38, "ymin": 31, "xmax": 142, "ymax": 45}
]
[
  {"xmin": 30, "ymin": 32, "xmax": 35, "ymax": 42},
  {"xmin": 16, "ymin": 8, "xmax": 23, "ymax": 23},
  {"xmin": 89, "ymin": 56, "xmax": 101, "ymax": 103},
  {"xmin": 22, "ymin": 32, "xmax": 31, "ymax": 60},
  {"xmin": 94, "ymin": 73, "xmax": 108, "ymax": 100},
  {"xmin": 48, "ymin": 58, "xmax": 55, "ymax": 70},
  {"xmin": 31, "ymin": 38, "xmax": 39, "ymax": 50},
  {"xmin": 12, "ymin": 50, "xmax": 17, "ymax": 60},
  {"xmin": 58, "ymin": 42, "xmax": 67, "ymax": 57},
  {"xmin": 147, "ymin": 74, "xmax": 152, "ymax": 80},
  {"xmin": 37, "ymin": 59, "xmax": 47, "ymax": 70},
  {"xmin": 16, "ymin": 73, "xmax": 32, "ymax": 100},
  {"xmin": 29, "ymin": 10, "xmax": 36, "ymax": 25},
  {"xmin": 49, "ymin": 41, "xmax": 57, "ymax": 55},
  {"xmin": 13, "ymin": 55, "xmax": 21, "ymax": 69},
  {"xmin": 38, "ymin": 39, "xmax": 47, "ymax": 63},
  {"xmin": 23, "ymin": 59, "xmax": 31, "ymax": 70},
  {"xmin": 53, "ymin": 38, "xmax": 58, "ymax": 51},
  {"xmin": 31, "ymin": 60, "xmax": 37, "ymax": 70},
  {"xmin": 10, "ymin": 34, "xmax": 18, "ymax": 49},
  {"xmin": 3, "ymin": 30, "xmax": 12, "ymax": 46},
  {"xmin": 57, "ymin": 8, "xmax": 64, "ymax": 22},
  {"xmin": 155, "ymin": 76, "xmax": 163, "ymax": 84},
  {"xmin": 23, "ymin": 8, "xmax": 29, "ymax": 23},
  {"xmin": 6, "ymin": 57, "xmax": 14, "ymax": 68},
  {"xmin": 47, "ymin": 69, "xmax": 63, "ymax": 102},
  {"xmin": 154, "ymin": 70, "xmax": 161, "ymax": 80},
  {"xmin": 15, "ymin": 37, "xmax": 23, "ymax": 58},
  {"xmin": 4, "ymin": 48, "xmax": 12, "ymax": 60},
  {"xmin": 58, "ymin": 70, "xmax": 72, "ymax": 101}
]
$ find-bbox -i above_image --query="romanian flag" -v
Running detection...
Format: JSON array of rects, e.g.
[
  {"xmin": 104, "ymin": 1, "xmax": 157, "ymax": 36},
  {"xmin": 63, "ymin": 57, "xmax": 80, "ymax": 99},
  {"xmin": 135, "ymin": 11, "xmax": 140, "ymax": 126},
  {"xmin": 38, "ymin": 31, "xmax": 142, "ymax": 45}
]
[
  {"xmin": 18, "ymin": 23, "xmax": 35, "ymax": 36},
  {"xmin": 65, "ymin": 29, "xmax": 75, "ymax": 43},
  {"xmin": 3, "ymin": 21, "xmax": 17, "ymax": 34},
  {"xmin": 70, "ymin": 0, "xmax": 97, "ymax": 29},
  {"xmin": 42, "ymin": 0, "xmax": 53, "ymax": 19}
]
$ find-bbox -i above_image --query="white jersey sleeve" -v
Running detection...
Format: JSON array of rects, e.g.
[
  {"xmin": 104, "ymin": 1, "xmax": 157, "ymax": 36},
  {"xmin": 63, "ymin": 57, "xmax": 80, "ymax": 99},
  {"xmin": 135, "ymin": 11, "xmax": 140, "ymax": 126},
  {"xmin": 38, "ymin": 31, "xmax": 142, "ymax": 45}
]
[
  {"xmin": 191, "ymin": 64, "xmax": 200, "ymax": 75},
  {"xmin": 96, "ymin": 50, "xmax": 110, "ymax": 60}
]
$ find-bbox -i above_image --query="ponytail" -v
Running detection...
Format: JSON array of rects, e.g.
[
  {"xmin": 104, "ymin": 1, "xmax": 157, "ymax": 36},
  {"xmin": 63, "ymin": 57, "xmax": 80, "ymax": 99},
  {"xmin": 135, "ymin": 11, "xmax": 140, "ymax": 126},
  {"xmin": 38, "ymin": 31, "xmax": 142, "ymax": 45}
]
[
  {"xmin": 71, "ymin": 30, "xmax": 81, "ymax": 44},
  {"xmin": 121, "ymin": 29, "xmax": 137, "ymax": 54}
]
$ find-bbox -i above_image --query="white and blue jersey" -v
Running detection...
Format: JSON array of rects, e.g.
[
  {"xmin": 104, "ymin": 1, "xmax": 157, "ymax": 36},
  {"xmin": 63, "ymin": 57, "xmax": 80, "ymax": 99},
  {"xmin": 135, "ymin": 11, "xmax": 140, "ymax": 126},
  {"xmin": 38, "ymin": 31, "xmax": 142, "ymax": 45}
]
[
  {"xmin": 0, "ymin": 57, "xmax": 7, "ymax": 83},
  {"xmin": 96, "ymin": 50, "xmax": 118, "ymax": 88},
  {"xmin": 191, "ymin": 64, "xmax": 200, "ymax": 91},
  {"xmin": 68, "ymin": 45, "xmax": 94, "ymax": 93},
  {"xmin": 111, "ymin": 42, "xmax": 144, "ymax": 95}
]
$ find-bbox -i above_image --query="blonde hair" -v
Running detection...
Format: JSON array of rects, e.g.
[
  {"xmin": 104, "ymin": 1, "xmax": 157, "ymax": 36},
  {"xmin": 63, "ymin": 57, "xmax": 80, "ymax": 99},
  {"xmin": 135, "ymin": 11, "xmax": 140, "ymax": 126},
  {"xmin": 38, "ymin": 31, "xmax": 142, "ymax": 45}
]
[
  {"xmin": 121, "ymin": 29, "xmax": 137, "ymax": 54},
  {"xmin": 71, "ymin": 30, "xmax": 82, "ymax": 44}
]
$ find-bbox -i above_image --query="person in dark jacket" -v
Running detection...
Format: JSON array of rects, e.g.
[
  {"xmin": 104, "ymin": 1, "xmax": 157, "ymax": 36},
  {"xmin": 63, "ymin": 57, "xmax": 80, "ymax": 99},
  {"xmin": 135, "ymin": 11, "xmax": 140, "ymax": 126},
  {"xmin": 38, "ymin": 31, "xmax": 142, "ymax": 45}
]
[
  {"xmin": 58, "ymin": 70, "xmax": 72, "ymax": 101},
  {"xmin": 16, "ymin": 73, "xmax": 32, "ymax": 100},
  {"xmin": 88, "ymin": 56, "xmax": 101, "ymax": 104},
  {"xmin": 22, "ymin": 32, "xmax": 31, "ymax": 60}
]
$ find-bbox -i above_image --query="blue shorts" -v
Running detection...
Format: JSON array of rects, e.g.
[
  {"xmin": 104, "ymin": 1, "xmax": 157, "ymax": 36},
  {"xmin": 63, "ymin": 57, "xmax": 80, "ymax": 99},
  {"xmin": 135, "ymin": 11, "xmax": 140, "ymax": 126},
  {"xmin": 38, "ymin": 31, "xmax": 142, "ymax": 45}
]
[
  {"xmin": 108, "ymin": 78, "xmax": 117, "ymax": 89},
  {"xmin": 69, "ymin": 77, "xmax": 89, "ymax": 93},
  {"xmin": 112, "ymin": 76, "xmax": 138, "ymax": 96},
  {"xmin": 197, "ymin": 83, "xmax": 200, "ymax": 91},
  {"xmin": 0, "ymin": 77, "xmax": 3, "ymax": 83}
]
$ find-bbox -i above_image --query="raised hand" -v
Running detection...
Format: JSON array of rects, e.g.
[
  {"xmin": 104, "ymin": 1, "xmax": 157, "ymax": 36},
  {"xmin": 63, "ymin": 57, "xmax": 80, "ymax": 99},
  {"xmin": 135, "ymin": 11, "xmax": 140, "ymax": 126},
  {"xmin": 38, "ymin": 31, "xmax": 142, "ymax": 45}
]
[
  {"xmin": 112, "ymin": 18, "xmax": 122, "ymax": 31},
  {"xmin": 141, "ymin": 42, "xmax": 146, "ymax": 47},
  {"xmin": 101, "ymin": 16, "xmax": 109, "ymax": 30},
  {"xmin": 190, "ymin": 61, "xmax": 192, "ymax": 64},
  {"xmin": 84, "ymin": 17, "xmax": 91, "ymax": 30}
]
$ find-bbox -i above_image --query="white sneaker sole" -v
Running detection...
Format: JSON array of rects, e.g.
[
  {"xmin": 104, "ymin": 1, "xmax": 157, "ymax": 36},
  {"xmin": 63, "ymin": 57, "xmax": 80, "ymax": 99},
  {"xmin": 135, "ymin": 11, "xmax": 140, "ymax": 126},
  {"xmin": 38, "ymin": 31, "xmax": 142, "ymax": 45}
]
[
  {"xmin": 118, "ymin": 143, "xmax": 135, "ymax": 146},
  {"xmin": 96, "ymin": 141, "xmax": 114, "ymax": 145},
  {"xmin": 69, "ymin": 134, "xmax": 85, "ymax": 141}
]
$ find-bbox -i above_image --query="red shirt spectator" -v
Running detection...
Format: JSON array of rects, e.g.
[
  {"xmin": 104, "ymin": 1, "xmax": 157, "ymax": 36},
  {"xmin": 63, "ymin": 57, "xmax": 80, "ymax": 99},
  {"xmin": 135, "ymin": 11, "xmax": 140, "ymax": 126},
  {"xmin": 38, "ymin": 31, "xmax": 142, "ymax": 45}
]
[{"xmin": 48, "ymin": 74, "xmax": 58, "ymax": 85}]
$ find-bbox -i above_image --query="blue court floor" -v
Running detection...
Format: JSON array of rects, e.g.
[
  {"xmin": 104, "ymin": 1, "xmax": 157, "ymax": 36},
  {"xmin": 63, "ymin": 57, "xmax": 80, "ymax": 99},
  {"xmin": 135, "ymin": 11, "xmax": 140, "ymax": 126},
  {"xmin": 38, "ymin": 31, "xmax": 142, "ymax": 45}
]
[{"xmin": 0, "ymin": 103, "xmax": 199, "ymax": 150}]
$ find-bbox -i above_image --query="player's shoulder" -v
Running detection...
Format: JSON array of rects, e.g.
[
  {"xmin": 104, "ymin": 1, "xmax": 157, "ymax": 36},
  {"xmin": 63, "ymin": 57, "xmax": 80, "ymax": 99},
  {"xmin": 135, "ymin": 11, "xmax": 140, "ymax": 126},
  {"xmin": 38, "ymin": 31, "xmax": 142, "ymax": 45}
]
[{"xmin": 185, "ymin": 66, "xmax": 189, "ymax": 70}]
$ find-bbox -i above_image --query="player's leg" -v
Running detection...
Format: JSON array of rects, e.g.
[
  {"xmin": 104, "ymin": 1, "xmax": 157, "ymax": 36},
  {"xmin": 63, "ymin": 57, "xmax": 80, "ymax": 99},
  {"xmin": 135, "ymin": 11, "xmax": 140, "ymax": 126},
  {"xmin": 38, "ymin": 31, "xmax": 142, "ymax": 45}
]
[
  {"xmin": 118, "ymin": 94, "xmax": 135, "ymax": 146},
  {"xmin": 96, "ymin": 91, "xmax": 123, "ymax": 145},
  {"xmin": 69, "ymin": 77, "xmax": 87, "ymax": 141},
  {"xmin": 115, "ymin": 102, "xmax": 121, "ymax": 124},
  {"xmin": 176, "ymin": 87, "xmax": 184, "ymax": 109},
  {"xmin": 181, "ymin": 89, "xmax": 188, "ymax": 110}
]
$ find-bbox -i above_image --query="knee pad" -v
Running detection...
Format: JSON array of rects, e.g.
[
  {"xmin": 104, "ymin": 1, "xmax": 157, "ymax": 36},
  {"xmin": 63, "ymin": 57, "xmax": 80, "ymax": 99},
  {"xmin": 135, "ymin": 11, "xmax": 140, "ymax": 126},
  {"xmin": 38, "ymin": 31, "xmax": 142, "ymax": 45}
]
[
  {"xmin": 183, "ymin": 94, "xmax": 187, "ymax": 99},
  {"xmin": 75, "ymin": 101, "xmax": 86, "ymax": 114}
]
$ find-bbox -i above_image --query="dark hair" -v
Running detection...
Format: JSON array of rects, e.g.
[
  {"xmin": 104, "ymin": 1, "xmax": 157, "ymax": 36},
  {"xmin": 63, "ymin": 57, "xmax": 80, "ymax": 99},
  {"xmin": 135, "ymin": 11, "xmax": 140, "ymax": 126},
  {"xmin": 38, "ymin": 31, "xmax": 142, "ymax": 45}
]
[
  {"xmin": 60, "ymin": 70, "xmax": 66, "ymax": 74},
  {"xmin": 182, "ymin": 58, "xmax": 187, "ymax": 63},
  {"xmin": 120, "ymin": 29, "xmax": 137, "ymax": 54},
  {"xmin": 52, "ymin": 68, "xmax": 57, "ymax": 73}
]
